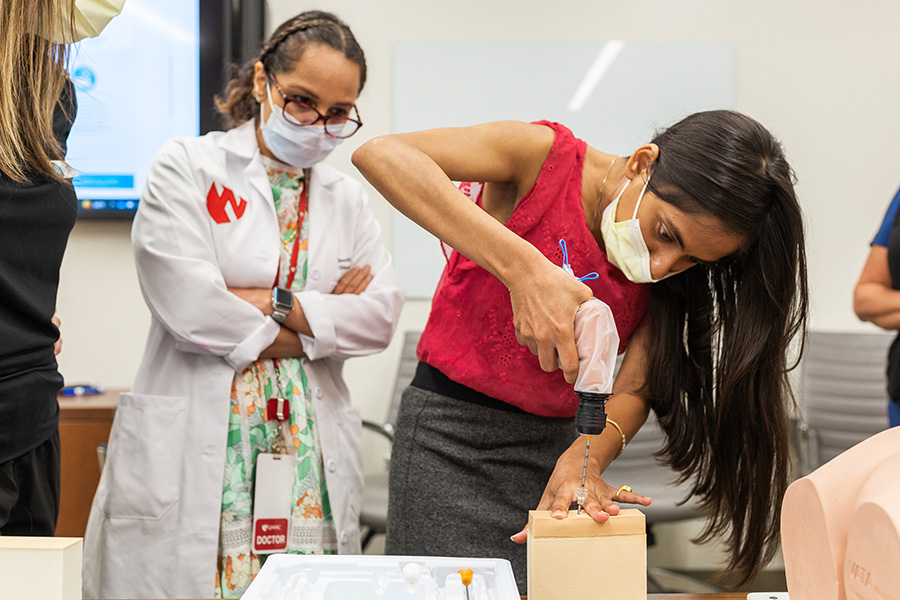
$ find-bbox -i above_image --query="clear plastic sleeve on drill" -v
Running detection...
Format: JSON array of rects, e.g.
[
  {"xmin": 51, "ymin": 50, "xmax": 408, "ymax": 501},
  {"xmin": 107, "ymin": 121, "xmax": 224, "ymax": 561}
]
[{"xmin": 573, "ymin": 297, "xmax": 619, "ymax": 395}]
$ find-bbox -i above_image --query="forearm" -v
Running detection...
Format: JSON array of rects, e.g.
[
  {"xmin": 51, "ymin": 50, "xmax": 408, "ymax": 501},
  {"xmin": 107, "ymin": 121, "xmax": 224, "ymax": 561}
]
[
  {"xmin": 578, "ymin": 392, "xmax": 651, "ymax": 475},
  {"xmin": 352, "ymin": 136, "xmax": 544, "ymax": 287},
  {"xmin": 863, "ymin": 310, "xmax": 900, "ymax": 330},
  {"xmin": 259, "ymin": 326, "xmax": 307, "ymax": 359},
  {"xmin": 854, "ymin": 282, "xmax": 900, "ymax": 329},
  {"xmin": 228, "ymin": 287, "xmax": 313, "ymax": 337},
  {"xmin": 582, "ymin": 320, "xmax": 653, "ymax": 473},
  {"xmin": 282, "ymin": 295, "xmax": 312, "ymax": 337}
]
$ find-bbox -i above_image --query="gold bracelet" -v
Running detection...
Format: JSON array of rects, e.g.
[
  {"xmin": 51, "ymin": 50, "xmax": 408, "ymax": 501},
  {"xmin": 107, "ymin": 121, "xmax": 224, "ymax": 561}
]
[{"xmin": 606, "ymin": 418, "xmax": 626, "ymax": 459}]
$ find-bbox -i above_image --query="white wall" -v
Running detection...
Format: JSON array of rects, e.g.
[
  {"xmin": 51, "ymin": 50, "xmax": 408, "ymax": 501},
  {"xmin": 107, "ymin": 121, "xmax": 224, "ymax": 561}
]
[{"xmin": 55, "ymin": 0, "xmax": 900, "ymax": 568}]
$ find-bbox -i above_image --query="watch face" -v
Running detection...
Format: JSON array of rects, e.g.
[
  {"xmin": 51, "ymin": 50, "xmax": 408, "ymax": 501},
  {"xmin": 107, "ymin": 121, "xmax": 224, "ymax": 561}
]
[{"xmin": 274, "ymin": 287, "xmax": 293, "ymax": 311}]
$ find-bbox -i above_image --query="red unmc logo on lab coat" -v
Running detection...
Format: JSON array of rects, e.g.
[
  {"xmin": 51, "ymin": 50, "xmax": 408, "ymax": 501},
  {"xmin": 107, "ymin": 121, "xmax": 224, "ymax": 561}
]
[{"xmin": 206, "ymin": 183, "xmax": 247, "ymax": 224}]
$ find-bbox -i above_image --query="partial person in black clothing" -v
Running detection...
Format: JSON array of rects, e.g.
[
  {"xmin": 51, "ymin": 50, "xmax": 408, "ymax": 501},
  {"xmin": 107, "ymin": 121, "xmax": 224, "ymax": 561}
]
[
  {"xmin": 0, "ymin": 84, "xmax": 77, "ymax": 535},
  {"xmin": 854, "ymin": 187, "xmax": 900, "ymax": 428},
  {"xmin": 0, "ymin": 0, "xmax": 122, "ymax": 535}
]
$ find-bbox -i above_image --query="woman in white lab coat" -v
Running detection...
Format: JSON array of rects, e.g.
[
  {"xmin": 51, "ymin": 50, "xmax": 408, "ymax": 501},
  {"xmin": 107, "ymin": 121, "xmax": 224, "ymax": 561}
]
[{"xmin": 83, "ymin": 11, "xmax": 402, "ymax": 599}]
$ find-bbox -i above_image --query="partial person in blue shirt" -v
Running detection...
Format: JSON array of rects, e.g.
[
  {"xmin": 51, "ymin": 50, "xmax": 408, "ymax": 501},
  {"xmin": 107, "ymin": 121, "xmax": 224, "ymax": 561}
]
[{"xmin": 854, "ymin": 186, "xmax": 900, "ymax": 427}]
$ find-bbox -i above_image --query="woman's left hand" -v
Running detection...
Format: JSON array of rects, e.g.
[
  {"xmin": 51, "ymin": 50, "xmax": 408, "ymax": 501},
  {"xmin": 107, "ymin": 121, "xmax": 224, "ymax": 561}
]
[
  {"xmin": 509, "ymin": 438, "xmax": 652, "ymax": 544},
  {"xmin": 52, "ymin": 312, "xmax": 62, "ymax": 355}
]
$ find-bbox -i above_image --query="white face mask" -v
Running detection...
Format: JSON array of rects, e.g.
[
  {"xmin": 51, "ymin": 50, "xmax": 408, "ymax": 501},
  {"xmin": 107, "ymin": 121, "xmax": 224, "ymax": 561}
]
[
  {"xmin": 259, "ymin": 83, "xmax": 344, "ymax": 168},
  {"xmin": 600, "ymin": 175, "xmax": 677, "ymax": 284}
]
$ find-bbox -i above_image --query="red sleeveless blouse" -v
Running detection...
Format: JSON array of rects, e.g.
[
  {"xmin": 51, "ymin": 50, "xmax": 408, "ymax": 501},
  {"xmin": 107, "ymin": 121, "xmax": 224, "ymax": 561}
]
[{"xmin": 417, "ymin": 121, "xmax": 649, "ymax": 417}]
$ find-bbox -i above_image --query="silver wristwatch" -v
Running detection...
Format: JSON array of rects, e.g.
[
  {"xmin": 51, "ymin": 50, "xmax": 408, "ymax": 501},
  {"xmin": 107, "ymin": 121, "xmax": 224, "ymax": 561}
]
[{"xmin": 271, "ymin": 287, "xmax": 293, "ymax": 323}]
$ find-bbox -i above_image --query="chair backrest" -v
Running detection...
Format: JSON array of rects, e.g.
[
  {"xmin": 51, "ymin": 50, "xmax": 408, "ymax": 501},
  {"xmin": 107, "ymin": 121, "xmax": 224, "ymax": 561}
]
[
  {"xmin": 801, "ymin": 330, "xmax": 893, "ymax": 472},
  {"xmin": 601, "ymin": 409, "xmax": 700, "ymax": 524},
  {"xmin": 593, "ymin": 353, "xmax": 697, "ymax": 524},
  {"xmin": 385, "ymin": 331, "xmax": 422, "ymax": 428}
]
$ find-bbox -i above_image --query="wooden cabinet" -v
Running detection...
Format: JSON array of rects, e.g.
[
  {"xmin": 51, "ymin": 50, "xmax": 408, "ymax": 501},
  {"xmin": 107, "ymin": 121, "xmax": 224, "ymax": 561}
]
[{"xmin": 55, "ymin": 390, "xmax": 120, "ymax": 538}]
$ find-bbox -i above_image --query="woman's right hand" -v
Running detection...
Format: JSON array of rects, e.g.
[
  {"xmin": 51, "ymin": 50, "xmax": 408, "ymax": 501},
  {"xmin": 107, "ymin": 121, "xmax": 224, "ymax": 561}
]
[{"xmin": 507, "ymin": 257, "xmax": 594, "ymax": 383}]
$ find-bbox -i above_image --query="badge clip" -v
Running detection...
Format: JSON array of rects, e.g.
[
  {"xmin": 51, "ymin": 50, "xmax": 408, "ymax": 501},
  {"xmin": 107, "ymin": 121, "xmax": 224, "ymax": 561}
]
[{"xmin": 267, "ymin": 397, "xmax": 290, "ymax": 421}]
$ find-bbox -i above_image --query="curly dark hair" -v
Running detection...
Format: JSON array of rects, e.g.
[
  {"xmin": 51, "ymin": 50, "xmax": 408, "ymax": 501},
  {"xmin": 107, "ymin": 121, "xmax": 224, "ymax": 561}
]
[{"xmin": 215, "ymin": 10, "xmax": 366, "ymax": 130}]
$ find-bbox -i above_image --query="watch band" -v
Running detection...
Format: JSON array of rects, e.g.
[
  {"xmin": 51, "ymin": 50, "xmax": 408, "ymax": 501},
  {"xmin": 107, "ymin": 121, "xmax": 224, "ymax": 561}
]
[{"xmin": 271, "ymin": 287, "xmax": 293, "ymax": 323}]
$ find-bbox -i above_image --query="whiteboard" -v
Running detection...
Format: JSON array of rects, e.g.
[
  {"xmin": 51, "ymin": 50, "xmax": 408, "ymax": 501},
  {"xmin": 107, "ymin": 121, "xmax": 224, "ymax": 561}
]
[{"xmin": 392, "ymin": 41, "xmax": 733, "ymax": 298}]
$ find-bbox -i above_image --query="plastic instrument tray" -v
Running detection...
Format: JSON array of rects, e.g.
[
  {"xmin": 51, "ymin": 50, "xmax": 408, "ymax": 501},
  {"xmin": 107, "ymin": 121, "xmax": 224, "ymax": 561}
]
[{"xmin": 241, "ymin": 554, "xmax": 521, "ymax": 600}]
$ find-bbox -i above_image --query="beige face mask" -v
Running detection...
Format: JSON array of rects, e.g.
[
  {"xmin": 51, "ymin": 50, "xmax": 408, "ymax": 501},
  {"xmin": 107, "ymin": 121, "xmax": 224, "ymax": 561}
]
[
  {"xmin": 600, "ymin": 174, "xmax": 682, "ymax": 284},
  {"xmin": 51, "ymin": 0, "xmax": 125, "ymax": 43},
  {"xmin": 600, "ymin": 176, "xmax": 657, "ymax": 283}
]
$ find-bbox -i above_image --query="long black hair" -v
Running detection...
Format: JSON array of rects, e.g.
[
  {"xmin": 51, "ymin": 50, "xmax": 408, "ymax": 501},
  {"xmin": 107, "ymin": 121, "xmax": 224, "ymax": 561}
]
[
  {"xmin": 215, "ymin": 10, "xmax": 366, "ymax": 129},
  {"xmin": 642, "ymin": 110, "xmax": 807, "ymax": 585}
]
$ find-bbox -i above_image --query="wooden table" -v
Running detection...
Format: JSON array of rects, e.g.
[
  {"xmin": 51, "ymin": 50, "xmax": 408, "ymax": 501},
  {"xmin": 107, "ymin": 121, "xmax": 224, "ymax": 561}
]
[
  {"xmin": 55, "ymin": 389, "xmax": 121, "ymax": 537},
  {"xmin": 164, "ymin": 596, "xmax": 762, "ymax": 600},
  {"xmin": 538, "ymin": 596, "xmax": 750, "ymax": 600},
  {"xmin": 647, "ymin": 595, "xmax": 755, "ymax": 599},
  {"xmin": 164, "ymin": 596, "xmax": 758, "ymax": 600},
  {"xmin": 526, "ymin": 596, "xmax": 753, "ymax": 600}
]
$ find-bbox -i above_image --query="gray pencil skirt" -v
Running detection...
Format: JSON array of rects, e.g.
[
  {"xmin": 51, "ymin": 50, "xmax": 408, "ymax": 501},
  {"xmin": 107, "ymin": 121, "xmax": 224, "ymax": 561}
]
[{"xmin": 385, "ymin": 384, "xmax": 577, "ymax": 591}]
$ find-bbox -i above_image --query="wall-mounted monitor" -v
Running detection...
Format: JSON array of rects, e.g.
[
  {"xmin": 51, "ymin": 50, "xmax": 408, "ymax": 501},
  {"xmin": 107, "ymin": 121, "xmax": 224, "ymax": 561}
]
[{"xmin": 68, "ymin": 0, "xmax": 264, "ymax": 219}]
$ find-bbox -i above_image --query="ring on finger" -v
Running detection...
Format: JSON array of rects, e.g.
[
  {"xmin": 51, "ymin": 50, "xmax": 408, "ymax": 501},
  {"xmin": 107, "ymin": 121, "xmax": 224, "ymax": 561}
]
[{"xmin": 615, "ymin": 484, "xmax": 632, "ymax": 502}]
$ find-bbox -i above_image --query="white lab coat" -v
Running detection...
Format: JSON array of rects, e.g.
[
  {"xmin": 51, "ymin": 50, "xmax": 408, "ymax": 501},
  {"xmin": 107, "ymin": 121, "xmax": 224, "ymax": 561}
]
[{"xmin": 83, "ymin": 121, "xmax": 403, "ymax": 599}]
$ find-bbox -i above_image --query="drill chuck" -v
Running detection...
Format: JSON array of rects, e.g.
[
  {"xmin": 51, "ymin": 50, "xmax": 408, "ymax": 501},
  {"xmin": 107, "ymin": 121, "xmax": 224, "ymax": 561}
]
[{"xmin": 574, "ymin": 391, "xmax": 609, "ymax": 436}]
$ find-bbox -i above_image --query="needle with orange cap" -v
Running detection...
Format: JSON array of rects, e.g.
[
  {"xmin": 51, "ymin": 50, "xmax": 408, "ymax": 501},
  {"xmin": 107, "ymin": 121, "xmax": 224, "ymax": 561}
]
[{"xmin": 458, "ymin": 569, "xmax": 473, "ymax": 600}]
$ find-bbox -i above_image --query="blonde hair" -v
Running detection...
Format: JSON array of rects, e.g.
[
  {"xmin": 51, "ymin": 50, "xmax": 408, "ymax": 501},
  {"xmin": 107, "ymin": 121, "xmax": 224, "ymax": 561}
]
[{"xmin": 0, "ymin": 0, "xmax": 75, "ymax": 183}]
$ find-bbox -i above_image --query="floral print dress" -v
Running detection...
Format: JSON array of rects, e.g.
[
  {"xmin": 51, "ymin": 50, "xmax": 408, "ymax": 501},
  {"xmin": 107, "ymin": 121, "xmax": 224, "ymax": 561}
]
[{"xmin": 215, "ymin": 157, "xmax": 337, "ymax": 598}]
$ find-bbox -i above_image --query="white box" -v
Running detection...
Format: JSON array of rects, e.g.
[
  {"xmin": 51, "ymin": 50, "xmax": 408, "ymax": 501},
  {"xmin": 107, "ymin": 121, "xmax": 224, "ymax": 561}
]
[
  {"xmin": 0, "ymin": 536, "xmax": 82, "ymax": 600},
  {"xmin": 242, "ymin": 554, "xmax": 520, "ymax": 600}
]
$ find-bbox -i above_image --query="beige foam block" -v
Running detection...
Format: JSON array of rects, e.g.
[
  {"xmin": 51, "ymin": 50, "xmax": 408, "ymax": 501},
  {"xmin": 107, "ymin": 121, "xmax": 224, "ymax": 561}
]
[
  {"xmin": 782, "ymin": 427, "xmax": 900, "ymax": 600},
  {"xmin": 0, "ymin": 537, "xmax": 82, "ymax": 600},
  {"xmin": 527, "ymin": 509, "xmax": 646, "ymax": 600},
  {"xmin": 844, "ymin": 453, "xmax": 900, "ymax": 600}
]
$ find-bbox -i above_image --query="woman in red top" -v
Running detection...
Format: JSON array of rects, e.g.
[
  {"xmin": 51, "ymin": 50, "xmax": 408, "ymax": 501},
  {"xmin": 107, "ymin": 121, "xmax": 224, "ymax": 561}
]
[{"xmin": 353, "ymin": 111, "xmax": 806, "ymax": 589}]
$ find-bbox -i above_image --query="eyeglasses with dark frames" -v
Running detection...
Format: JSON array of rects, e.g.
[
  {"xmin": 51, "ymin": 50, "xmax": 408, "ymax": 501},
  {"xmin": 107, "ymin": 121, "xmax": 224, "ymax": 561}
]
[{"xmin": 268, "ymin": 75, "xmax": 363, "ymax": 139}]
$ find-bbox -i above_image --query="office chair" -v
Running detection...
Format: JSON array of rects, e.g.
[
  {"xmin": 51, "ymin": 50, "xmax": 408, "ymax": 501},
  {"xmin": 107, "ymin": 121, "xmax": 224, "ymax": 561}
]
[
  {"xmin": 799, "ymin": 330, "xmax": 892, "ymax": 475},
  {"xmin": 359, "ymin": 331, "xmax": 421, "ymax": 551}
]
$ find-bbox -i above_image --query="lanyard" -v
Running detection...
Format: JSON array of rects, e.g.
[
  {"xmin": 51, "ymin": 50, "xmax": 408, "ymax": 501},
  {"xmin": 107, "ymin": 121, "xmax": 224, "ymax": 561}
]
[{"xmin": 275, "ymin": 172, "xmax": 309, "ymax": 290}]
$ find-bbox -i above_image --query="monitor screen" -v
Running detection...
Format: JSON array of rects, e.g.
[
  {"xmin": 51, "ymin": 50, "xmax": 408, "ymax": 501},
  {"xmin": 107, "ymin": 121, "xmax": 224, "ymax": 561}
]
[{"xmin": 67, "ymin": 0, "xmax": 200, "ymax": 218}]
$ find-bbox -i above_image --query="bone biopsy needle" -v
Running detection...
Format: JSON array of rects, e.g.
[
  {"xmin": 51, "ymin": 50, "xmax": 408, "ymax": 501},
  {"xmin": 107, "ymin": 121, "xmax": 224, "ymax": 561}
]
[
  {"xmin": 573, "ymin": 391, "xmax": 609, "ymax": 514},
  {"xmin": 575, "ymin": 436, "xmax": 591, "ymax": 514}
]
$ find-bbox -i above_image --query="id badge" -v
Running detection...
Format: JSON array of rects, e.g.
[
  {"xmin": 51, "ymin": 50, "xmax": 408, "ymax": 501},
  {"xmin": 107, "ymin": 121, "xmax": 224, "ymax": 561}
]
[{"xmin": 252, "ymin": 453, "xmax": 295, "ymax": 554}]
